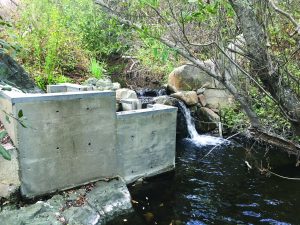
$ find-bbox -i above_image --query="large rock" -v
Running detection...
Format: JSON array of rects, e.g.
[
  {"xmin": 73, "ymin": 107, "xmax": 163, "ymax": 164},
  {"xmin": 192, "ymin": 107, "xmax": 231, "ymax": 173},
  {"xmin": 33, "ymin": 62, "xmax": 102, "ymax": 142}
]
[
  {"xmin": 116, "ymin": 88, "xmax": 137, "ymax": 101},
  {"xmin": 86, "ymin": 178, "xmax": 133, "ymax": 223},
  {"xmin": 171, "ymin": 91, "xmax": 198, "ymax": 106},
  {"xmin": 168, "ymin": 61, "xmax": 218, "ymax": 91},
  {"xmin": 0, "ymin": 52, "xmax": 42, "ymax": 93},
  {"xmin": 203, "ymin": 89, "xmax": 234, "ymax": 109},
  {"xmin": 193, "ymin": 107, "xmax": 220, "ymax": 132},
  {"xmin": 0, "ymin": 178, "xmax": 133, "ymax": 225}
]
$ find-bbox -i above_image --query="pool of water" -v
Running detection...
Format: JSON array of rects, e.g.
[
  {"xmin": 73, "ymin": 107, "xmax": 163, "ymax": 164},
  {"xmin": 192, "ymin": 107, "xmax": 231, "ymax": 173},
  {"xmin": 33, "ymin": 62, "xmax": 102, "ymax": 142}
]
[{"xmin": 108, "ymin": 139, "xmax": 300, "ymax": 225}]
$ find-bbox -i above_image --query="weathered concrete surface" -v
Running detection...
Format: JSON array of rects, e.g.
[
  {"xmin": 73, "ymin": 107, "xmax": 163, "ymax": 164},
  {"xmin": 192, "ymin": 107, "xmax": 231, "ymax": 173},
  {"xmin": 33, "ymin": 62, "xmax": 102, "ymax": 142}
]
[
  {"xmin": 120, "ymin": 98, "xmax": 142, "ymax": 111},
  {"xmin": 153, "ymin": 96, "xmax": 189, "ymax": 138},
  {"xmin": 0, "ymin": 179, "xmax": 133, "ymax": 225},
  {"xmin": 0, "ymin": 90, "xmax": 118, "ymax": 198},
  {"xmin": 47, "ymin": 83, "xmax": 93, "ymax": 93},
  {"xmin": 0, "ymin": 88, "xmax": 178, "ymax": 198},
  {"xmin": 116, "ymin": 104, "xmax": 177, "ymax": 183}
]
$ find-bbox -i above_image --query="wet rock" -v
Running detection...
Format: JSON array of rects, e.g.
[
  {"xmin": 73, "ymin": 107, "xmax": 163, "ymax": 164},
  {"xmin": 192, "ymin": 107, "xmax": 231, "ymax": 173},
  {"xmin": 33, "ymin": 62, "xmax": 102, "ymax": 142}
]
[
  {"xmin": 203, "ymin": 89, "xmax": 234, "ymax": 109},
  {"xmin": 86, "ymin": 178, "xmax": 133, "ymax": 224},
  {"xmin": 171, "ymin": 91, "xmax": 198, "ymax": 106},
  {"xmin": 0, "ymin": 52, "xmax": 42, "ymax": 93},
  {"xmin": 168, "ymin": 62, "xmax": 217, "ymax": 91},
  {"xmin": 136, "ymin": 88, "xmax": 166, "ymax": 97},
  {"xmin": 0, "ymin": 201, "xmax": 60, "ymax": 225},
  {"xmin": 194, "ymin": 107, "xmax": 220, "ymax": 132},
  {"xmin": 166, "ymin": 84, "xmax": 178, "ymax": 94},
  {"xmin": 63, "ymin": 205, "xmax": 101, "ymax": 225},
  {"xmin": 0, "ymin": 179, "xmax": 133, "ymax": 225},
  {"xmin": 116, "ymin": 88, "xmax": 137, "ymax": 101}
]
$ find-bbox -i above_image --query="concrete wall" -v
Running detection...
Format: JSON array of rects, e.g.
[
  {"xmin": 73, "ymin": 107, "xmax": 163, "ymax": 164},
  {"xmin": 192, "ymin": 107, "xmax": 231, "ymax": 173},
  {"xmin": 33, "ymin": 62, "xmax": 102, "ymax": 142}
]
[
  {"xmin": 0, "ymin": 91, "xmax": 117, "ymax": 198},
  {"xmin": 116, "ymin": 105, "xmax": 177, "ymax": 183},
  {"xmin": 0, "ymin": 87, "xmax": 177, "ymax": 198}
]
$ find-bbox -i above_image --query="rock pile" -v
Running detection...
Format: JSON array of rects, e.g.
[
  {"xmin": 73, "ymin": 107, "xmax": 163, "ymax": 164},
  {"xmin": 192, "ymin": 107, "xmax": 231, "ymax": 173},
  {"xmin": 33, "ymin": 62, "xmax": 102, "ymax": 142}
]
[{"xmin": 154, "ymin": 63, "xmax": 234, "ymax": 135}]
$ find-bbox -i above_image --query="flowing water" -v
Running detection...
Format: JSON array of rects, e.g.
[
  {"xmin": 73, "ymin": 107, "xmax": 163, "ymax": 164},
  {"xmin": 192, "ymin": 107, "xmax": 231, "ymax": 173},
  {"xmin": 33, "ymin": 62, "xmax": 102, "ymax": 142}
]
[
  {"xmin": 177, "ymin": 101, "xmax": 227, "ymax": 146},
  {"xmin": 108, "ymin": 103, "xmax": 300, "ymax": 225}
]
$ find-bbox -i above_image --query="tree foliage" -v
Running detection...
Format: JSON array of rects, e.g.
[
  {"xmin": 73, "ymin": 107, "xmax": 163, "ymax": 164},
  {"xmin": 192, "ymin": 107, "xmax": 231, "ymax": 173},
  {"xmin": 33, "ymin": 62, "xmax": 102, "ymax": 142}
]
[{"xmin": 96, "ymin": 0, "xmax": 300, "ymax": 143}]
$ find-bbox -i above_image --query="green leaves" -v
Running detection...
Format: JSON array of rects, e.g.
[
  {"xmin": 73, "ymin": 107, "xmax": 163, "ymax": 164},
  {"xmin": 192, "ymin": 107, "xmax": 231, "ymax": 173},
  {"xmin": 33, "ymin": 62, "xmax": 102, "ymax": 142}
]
[
  {"xmin": 18, "ymin": 109, "xmax": 24, "ymax": 119},
  {"xmin": 0, "ymin": 130, "xmax": 7, "ymax": 140},
  {"xmin": 139, "ymin": 0, "xmax": 159, "ymax": 8},
  {"xmin": 0, "ymin": 145, "xmax": 11, "ymax": 161}
]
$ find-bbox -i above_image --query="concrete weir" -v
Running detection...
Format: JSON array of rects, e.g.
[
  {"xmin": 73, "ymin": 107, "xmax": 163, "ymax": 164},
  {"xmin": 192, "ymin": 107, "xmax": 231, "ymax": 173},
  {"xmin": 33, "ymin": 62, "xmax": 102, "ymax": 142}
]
[{"xmin": 0, "ymin": 84, "xmax": 177, "ymax": 198}]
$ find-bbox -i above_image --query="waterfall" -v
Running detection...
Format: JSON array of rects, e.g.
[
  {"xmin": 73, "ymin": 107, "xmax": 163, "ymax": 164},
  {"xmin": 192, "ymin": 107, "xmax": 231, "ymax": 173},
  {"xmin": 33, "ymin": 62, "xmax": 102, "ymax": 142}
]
[{"xmin": 178, "ymin": 101, "xmax": 227, "ymax": 146}]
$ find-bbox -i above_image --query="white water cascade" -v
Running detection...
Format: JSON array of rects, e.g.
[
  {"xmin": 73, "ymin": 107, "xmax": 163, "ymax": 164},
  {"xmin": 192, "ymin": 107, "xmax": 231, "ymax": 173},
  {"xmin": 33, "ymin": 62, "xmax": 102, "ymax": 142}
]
[{"xmin": 178, "ymin": 101, "xmax": 227, "ymax": 146}]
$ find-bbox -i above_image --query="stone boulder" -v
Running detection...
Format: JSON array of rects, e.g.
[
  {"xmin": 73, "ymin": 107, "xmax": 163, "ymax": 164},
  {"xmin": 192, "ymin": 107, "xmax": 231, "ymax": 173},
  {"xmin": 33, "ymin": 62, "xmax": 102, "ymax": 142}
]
[
  {"xmin": 0, "ymin": 178, "xmax": 133, "ymax": 225},
  {"xmin": 116, "ymin": 88, "xmax": 137, "ymax": 101},
  {"xmin": 0, "ymin": 52, "xmax": 42, "ymax": 93},
  {"xmin": 193, "ymin": 107, "xmax": 220, "ymax": 132},
  {"xmin": 84, "ymin": 77, "xmax": 121, "ymax": 91},
  {"xmin": 198, "ymin": 94, "xmax": 207, "ymax": 107},
  {"xmin": 168, "ymin": 61, "xmax": 218, "ymax": 91},
  {"xmin": 203, "ymin": 89, "xmax": 234, "ymax": 109},
  {"xmin": 171, "ymin": 91, "xmax": 198, "ymax": 106}
]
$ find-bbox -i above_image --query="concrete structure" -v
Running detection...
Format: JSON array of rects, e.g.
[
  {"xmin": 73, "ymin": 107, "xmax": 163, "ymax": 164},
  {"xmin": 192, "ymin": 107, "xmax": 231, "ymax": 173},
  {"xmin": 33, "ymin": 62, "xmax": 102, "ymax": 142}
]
[
  {"xmin": 47, "ymin": 83, "xmax": 93, "ymax": 93},
  {"xmin": 0, "ymin": 84, "xmax": 177, "ymax": 198},
  {"xmin": 120, "ymin": 98, "xmax": 142, "ymax": 111},
  {"xmin": 116, "ymin": 105, "xmax": 177, "ymax": 183}
]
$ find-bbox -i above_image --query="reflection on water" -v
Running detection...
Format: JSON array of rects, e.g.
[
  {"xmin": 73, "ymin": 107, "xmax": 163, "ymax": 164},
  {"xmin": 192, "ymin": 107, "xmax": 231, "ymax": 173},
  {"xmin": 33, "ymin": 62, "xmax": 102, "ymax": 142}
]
[{"xmin": 108, "ymin": 140, "xmax": 300, "ymax": 225}]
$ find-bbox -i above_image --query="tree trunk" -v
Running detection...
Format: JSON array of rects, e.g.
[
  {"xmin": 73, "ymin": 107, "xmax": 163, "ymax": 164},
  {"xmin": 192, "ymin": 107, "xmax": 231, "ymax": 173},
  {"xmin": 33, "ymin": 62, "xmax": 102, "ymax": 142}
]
[{"xmin": 229, "ymin": 0, "xmax": 300, "ymax": 135}]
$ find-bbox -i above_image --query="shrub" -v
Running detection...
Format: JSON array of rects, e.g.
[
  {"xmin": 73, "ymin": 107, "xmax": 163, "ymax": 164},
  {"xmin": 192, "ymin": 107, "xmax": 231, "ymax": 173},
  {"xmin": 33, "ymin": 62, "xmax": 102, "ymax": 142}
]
[
  {"xmin": 89, "ymin": 58, "xmax": 106, "ymax": 79},
  {"xmin": 5, "ymin": 0, "xmax": 129, "ymax": 85}
]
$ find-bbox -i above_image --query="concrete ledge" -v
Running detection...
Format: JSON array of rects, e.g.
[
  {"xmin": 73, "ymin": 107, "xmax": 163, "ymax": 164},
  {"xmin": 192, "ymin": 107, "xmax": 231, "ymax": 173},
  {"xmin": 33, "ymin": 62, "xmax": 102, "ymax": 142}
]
[{"xmin": 47, "ymin": 83, "xmax": 94, "ymax": 93}]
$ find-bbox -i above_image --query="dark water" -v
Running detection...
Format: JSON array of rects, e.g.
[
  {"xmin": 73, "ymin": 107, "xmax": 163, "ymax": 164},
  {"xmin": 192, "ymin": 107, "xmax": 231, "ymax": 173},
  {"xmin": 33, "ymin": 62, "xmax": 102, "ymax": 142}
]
[{"xmin": 109, "ymin": 140, "xmax": 300, "ymax": 225}]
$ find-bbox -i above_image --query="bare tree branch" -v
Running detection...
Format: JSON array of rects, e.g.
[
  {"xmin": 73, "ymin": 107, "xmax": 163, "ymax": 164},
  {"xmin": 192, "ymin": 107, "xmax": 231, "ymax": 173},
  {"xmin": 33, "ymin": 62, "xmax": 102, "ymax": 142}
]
[{"xmin": 267, "ymin": 0, "xmax": 300, "ymax": 35}]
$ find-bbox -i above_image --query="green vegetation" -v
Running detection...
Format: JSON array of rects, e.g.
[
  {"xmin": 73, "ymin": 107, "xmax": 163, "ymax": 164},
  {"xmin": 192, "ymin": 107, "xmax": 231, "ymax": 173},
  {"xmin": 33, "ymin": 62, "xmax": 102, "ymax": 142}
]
[
  {"xmin": 89, "ymin": 59, "xmax": 106, "ymax": 79},
  {"xmin": 2, "ymin": 0, "xmax": 130, "ymax": 90},
  {"xmin": 1, "ymin": 0, "xmax": 300, "ymax": 143}
]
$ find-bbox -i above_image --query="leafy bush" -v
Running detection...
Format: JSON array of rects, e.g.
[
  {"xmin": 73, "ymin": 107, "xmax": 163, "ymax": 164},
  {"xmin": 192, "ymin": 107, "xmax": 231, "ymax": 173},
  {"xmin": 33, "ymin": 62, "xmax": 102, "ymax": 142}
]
[
  {"xmin": 89, "ymin": 59, "xmax": 106, "ymax": 79},
  {"xmin": 3, "ymin": 0, "xmax": 129, "ymax": 86}
]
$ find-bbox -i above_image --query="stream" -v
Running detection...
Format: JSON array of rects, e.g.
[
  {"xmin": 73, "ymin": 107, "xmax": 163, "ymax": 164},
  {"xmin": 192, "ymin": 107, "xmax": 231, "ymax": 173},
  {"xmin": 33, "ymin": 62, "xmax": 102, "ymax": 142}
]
[{"xmin": 108, "ymin": 101, "xmax": 300, "ymax": 225}]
